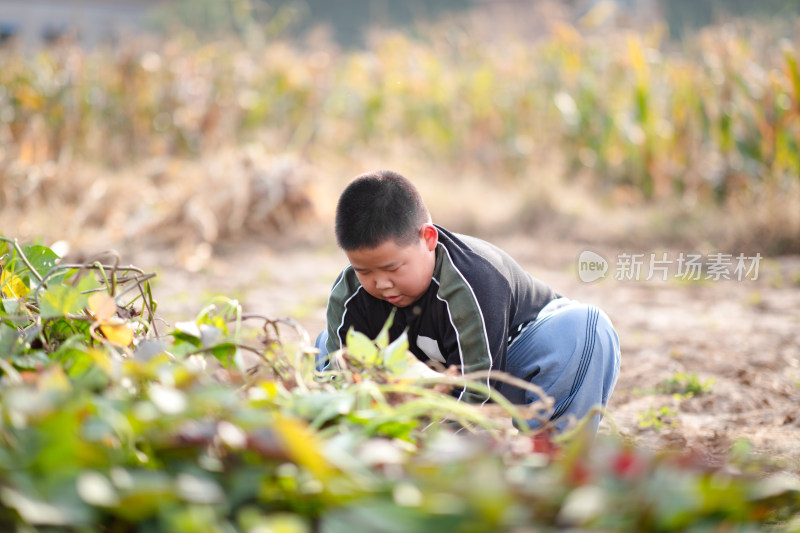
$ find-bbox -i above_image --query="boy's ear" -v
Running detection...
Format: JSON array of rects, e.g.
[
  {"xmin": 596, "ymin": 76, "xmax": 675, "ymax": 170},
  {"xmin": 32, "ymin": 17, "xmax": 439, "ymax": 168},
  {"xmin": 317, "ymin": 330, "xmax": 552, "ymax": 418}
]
[{"xmin": 420, "ymin": 223, "xmax": 438, "ymax": 251}]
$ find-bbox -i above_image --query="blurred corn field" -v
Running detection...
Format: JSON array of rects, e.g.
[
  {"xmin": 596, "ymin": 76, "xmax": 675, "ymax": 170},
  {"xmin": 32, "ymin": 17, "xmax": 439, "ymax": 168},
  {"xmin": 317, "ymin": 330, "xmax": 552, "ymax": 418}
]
[{"xmin": 1, "ymin": 15, "xmax": 799, "ymax": 250}]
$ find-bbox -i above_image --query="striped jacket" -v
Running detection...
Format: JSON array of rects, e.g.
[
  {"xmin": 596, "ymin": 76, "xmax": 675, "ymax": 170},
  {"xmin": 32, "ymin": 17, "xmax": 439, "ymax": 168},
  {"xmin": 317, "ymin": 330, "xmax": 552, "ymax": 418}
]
[{"xmin": 324, "ymin": 225, "xmax": 559, "ymax": 400}]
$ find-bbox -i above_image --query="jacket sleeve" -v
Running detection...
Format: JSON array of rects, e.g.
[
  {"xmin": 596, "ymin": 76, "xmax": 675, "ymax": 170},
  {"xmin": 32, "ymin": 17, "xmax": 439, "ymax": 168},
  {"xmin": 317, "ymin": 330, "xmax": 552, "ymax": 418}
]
[
  {"xmin": 435, "ymin": 249, "xmax": 511, "ymax": 403},
  {"xmin": 325, "ymin": 269, "xmax": 353, "ymax": 356}
]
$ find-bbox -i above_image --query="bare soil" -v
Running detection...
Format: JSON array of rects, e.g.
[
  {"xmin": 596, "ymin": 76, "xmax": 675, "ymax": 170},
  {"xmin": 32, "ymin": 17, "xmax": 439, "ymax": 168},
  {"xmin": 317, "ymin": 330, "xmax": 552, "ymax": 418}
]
[{"xmin": 139, "ymin": 230, "xmax": 800, "ymax": 470}]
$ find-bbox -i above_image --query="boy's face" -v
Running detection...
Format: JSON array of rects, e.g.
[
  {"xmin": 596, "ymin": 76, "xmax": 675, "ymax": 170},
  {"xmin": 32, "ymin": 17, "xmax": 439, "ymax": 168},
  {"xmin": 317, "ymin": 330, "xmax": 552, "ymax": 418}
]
[{"xmin": 346, "ymin": 224, "xmax": 438, "ymax": 308}]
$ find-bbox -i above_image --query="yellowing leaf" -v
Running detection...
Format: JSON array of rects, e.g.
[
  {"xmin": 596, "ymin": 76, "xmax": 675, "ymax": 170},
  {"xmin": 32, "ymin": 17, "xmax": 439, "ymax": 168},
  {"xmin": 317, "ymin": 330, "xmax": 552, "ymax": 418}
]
[
  {"xmin": 627, "ymin": 34, "xmax": 649, "ymax": 85},
  {"xmin": 88, "ymin": 292, "xmax": 117, "ymax": 321},
  {"xmin": 87, "ymin": 292, "xmax": 133, "ymax": 347},
  {"xmin": 250, "ymin": 381, "xmax": 281, "ymax": 402},
  {"xmin": 272, "ymin": 413, "xmax": 334, "ymax": 483},
  {"xmin": 100, "ymin": 322, "xmax": 134, "ymax": 348},
  {"xmin": 1, "ymin": 270, "xmax": 30, "ymax": 299}
]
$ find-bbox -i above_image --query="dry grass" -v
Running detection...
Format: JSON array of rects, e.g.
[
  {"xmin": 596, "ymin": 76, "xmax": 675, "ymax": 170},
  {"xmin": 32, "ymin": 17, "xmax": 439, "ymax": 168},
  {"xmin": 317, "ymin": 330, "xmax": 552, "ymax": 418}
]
[
  {"xmin": 2, "ymin": 144, "xmax": 317, "ymax": 269},
  {"xmin": 2, "ymin": 10, "xmax": 799, "ymax": 257}
]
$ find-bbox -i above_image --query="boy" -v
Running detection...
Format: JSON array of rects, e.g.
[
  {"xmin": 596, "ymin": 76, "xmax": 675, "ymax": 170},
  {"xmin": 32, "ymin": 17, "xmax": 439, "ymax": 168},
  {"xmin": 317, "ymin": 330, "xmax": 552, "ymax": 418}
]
[{"xmin": 315, "ymin": 170, "xmax": 620, "ymax": 434}]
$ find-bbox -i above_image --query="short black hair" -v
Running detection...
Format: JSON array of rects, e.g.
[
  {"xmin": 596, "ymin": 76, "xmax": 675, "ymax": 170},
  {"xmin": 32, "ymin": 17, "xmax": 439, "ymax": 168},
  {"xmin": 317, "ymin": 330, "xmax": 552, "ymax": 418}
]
[{"xmin": 335, "ymin": 170, "xmax": 430, "ymax": 250}]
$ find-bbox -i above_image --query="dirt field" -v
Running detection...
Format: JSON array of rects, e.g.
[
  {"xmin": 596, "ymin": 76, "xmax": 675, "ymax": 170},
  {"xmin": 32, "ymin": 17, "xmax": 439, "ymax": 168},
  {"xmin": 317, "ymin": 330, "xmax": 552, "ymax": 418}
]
[{"xmin": 138, "ymin": 225, "xmax": 800, "ymax": 471}]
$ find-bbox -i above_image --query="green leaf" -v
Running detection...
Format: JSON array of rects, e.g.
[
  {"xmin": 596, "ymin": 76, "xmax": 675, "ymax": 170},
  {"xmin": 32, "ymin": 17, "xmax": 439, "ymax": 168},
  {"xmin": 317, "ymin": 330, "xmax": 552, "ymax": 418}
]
[
  {"xmin": 382, "ymin": 331, "xmax": 410, "ymax": 374},
  {"xmin": 39, "ymin": 285, "xmax": 87, "ymax": 319},
  {"xmin": 0, "ymin": 485, "xmax": 92, "ymax": 526},
  {"xmin": 174, "ymin": 321, "xmax": 202, "ymax": 339},
  {"xmin": 375, "ymin": 308, "xmax": 396, "ymax": 349},
  {"xmin": 785, "ymin": 48, "xmax": 800, "ymax": 113},
  {"xmin": 211, "ymin": 342, "xmax": 237, "ymax": 362},
  {"xmin": 66, "ymin": 269, "xmax": 103, "ymax": 293},
  {"xmin": 345, "ymin": 327, "xmax": 379, "ymax": 365},
  {"xmin": 1, "ymin": 297, "xmax": 20, "ymax": 315},
  {"xmin": 22, "ymin": 245, "xmax": 60, "ymax": 279},
  {"xmin": 167, "ymin": 503, "xmax": 226, "ymax": 533},
  {"xmin": 196, "ymin": 308, "xmax": 231, "ymax": 336},
  {"xmin": 322, "ymin": 499, "xmax": 467, "ymax": 533},
  {"xmin": 108, "ymin": 470, "xmax": 177, "ymax": 522},
  {"xmin": 291, "ymin": 391, "xmax": 356, "ymax": 428},
  {"xmin": 9, "ymin": 350, "xmax": 50, "ymax": 370},
  {"xmin": 0, "ymin": 323, "xmax": 25, "ymax": 357},
  {"xmin": 174, "ymin": 322, "xmax": 236, "ymax": 363},
  {"xmin": 172, "ymin": 321, "xmax": 203, "ymax": 348},
  {"xmin": 46, "ymin": 317, "xmax": 89, "ymax": 345},
  {"xmin": 60, "ymin": 348, "xmax": 109, "ymax": 389},
  {"xmin": 237, "ymin": 511, "xmax": 309, "ymax": 533}
]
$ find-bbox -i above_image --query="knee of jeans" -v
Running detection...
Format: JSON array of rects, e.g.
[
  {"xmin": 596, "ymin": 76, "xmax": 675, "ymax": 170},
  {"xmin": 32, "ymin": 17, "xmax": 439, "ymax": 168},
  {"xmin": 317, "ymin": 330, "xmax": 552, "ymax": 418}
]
[
  {"xmin": 550, "ymin": 304, "xmax": 620, "ymax": 373},
  {"xmin": 546, "ymin": 302, "xmax": 594, "ymax": 332},
  {"xmin": 594, "ymin": 310, "xmax": 621, "ymax": 403},
  {"xmin": 593, "ymin": 310, "xmax": 620, "ymax": 358}
]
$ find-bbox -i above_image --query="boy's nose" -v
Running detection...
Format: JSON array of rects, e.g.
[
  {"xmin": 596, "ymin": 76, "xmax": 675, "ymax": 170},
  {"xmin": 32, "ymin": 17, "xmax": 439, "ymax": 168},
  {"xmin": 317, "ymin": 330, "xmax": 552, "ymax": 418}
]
[{"xmin": 375, "ymin": 278, "xmax": 393, "ymax": 290}]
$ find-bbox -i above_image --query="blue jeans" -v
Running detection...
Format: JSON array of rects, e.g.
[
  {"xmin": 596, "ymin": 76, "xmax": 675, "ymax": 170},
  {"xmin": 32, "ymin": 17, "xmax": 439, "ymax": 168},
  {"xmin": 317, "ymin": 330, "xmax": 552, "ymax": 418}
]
[
  {"xmin": 314, "ymin": 298, "xmax": 620, "ymax": 434},
  {"xmin": 498, "ymin": 298, "xmax": 620, "ymax": 434}
]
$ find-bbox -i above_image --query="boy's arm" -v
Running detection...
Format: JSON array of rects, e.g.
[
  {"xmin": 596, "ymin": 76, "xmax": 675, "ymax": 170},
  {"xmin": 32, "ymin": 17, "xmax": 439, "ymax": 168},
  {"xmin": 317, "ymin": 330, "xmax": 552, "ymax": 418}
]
[
  {"xmin": 436, "ymin": 265, "xmax": 511, "ymax": 404},
  {"xmin": 444, "ymin": 307, "xmax": 509, "ymax": 404},
  {"xmin": 321, "ymin": 270, "xmax": 353, "ymax": 366}
]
